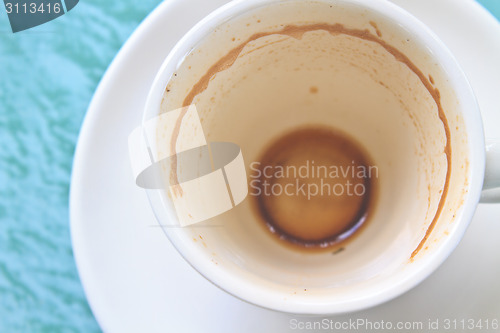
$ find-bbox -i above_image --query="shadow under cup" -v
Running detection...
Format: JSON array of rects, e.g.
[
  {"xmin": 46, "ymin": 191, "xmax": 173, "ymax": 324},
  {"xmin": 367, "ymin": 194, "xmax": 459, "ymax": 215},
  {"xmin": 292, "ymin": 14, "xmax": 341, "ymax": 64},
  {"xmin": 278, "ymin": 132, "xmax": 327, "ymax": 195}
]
[{"xmin": 147, "ymin": 0, "xmax": 478, "ymax": 313}]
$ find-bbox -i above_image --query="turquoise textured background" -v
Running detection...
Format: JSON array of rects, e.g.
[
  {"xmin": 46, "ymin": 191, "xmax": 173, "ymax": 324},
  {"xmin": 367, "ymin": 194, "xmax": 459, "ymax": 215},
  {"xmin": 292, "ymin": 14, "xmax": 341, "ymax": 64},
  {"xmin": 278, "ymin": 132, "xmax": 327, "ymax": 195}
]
[{"xmin": 0, "ymin": 1, "xmax": 498, "ymax": 332}]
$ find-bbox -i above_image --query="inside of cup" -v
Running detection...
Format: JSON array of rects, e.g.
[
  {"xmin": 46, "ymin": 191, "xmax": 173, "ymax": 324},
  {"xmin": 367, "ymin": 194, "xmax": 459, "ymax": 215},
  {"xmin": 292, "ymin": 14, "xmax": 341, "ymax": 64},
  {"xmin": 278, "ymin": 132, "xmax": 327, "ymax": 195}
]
[{"xmin": 150, "ymin": 0, "xmax": 473, "ymax": 306}]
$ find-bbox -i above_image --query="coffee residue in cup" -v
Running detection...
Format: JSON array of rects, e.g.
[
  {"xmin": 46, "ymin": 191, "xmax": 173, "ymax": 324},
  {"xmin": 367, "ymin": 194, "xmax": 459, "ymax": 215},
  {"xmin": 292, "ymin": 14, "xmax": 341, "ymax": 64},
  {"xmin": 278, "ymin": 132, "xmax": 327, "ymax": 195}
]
[
  {"xmin": 170, "ymin": 23, "xmax": 451, "ymax": 258},
  {"xmin": 251, "ymin": 126, "xmax": 376, "ymax": 250}
]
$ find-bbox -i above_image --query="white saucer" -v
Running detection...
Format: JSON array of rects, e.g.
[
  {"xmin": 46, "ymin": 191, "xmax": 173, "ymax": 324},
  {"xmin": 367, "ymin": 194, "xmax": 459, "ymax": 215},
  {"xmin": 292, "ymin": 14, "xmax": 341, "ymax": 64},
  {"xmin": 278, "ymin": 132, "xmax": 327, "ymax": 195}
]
[{"xmin": 70, "ymin": 1, "xmax": 500, "ymax": 332}]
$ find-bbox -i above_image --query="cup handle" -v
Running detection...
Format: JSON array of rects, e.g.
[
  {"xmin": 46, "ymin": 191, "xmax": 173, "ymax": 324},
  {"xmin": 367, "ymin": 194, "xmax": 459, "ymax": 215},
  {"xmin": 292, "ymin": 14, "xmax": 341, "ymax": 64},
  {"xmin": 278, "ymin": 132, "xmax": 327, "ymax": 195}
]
[{"xmin": 480, "ymin": 138, "xmax": 500, "ymax": 203}]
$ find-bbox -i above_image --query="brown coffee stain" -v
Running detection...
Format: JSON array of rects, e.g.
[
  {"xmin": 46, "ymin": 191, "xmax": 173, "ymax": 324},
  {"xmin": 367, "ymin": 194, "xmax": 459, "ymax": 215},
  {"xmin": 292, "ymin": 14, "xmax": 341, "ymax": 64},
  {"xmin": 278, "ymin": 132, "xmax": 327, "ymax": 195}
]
[
  {"xmin": 369, "ymin": 21, "xmax": 382, "ymax": 37},
  {"xmin": 169, "ymin": 23, "xmax": 451, "ymax": 258},
  {"xmin": 252, "ymin": 126, "xmax": 376, "ymax": 250}
]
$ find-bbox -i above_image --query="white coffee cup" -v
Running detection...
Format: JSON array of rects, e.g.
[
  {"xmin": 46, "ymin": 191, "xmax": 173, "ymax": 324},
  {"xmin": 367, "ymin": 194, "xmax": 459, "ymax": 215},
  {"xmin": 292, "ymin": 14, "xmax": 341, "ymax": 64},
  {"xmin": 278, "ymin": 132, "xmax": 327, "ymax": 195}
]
[{"xmin": 131, "ymin": 0, "xmax": 500, "ymax": 315}]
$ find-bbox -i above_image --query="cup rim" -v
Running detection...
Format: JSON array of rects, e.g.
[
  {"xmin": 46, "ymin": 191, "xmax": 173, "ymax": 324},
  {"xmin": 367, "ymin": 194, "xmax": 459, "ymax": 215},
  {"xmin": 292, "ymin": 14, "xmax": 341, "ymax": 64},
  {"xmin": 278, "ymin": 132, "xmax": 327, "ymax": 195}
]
[{"xmin": 143, "ymin": 0, "xmax": 486, "ymax": 314}]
